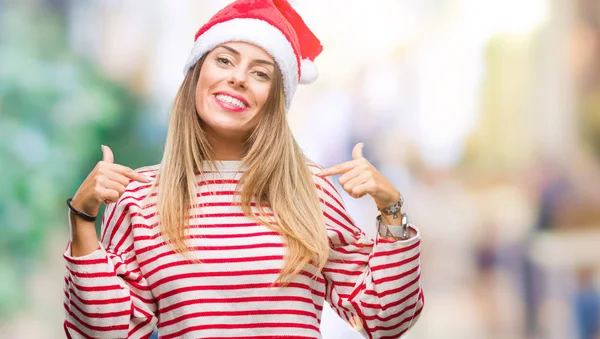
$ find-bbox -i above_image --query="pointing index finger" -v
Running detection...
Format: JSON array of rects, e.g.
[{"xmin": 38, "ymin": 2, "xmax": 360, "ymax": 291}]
[
  {"xmin": 129, "ymin": 171, "xmax": 151, "ymax": 183},
  {"xmin": 110, "ymin": 163, "xmax": 151, "ymax": 183},
  {"xmin": 317, "ymin": 160, "xmax": 355, "ymax": 177}
]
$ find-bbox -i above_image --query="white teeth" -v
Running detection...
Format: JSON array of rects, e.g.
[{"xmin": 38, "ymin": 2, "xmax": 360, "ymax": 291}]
[{"xmin": 215, "ymin": 94, "xmax": 247, "ymax": 109}]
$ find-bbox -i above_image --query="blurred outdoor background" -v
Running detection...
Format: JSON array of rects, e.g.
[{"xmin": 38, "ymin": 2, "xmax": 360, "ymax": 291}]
[{"xmin": 1, "ymin": 0, "xmax": 600, "ymax": 338}]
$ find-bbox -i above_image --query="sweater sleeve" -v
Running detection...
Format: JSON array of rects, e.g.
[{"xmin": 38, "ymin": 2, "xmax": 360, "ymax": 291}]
[
  {"xmin": 63, "ymin": 188, "xmax": 157, "ymax": 339},
  {"xmin": 314, "ymin": 172, "xmax": 424, "ymax": 338}
]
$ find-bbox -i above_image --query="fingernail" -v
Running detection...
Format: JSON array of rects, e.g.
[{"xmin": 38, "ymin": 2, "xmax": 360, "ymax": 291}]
[{"xmin": 101, "ymin": 145, "xmax": 106, "ymax": 151}]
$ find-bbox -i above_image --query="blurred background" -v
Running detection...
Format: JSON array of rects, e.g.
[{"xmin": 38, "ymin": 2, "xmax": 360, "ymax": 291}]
[{"xmin": 1, "ymin": 0, "xmax": 600, "ymax": 338}]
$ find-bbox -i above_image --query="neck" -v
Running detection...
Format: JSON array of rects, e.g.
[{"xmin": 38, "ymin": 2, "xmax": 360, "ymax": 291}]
[{"xmin": 208, "ymin": 133, "xmax": 247, "ymax": 161}]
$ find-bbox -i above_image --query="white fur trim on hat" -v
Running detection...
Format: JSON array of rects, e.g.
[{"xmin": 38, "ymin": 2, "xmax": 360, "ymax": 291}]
[
  {"xmin": 183, "ymin": 18, "xmax": 299, "ymax": 110},
  {"xmin": 299, "ymin": 58, "xmax": 318, "ymax": 84}
]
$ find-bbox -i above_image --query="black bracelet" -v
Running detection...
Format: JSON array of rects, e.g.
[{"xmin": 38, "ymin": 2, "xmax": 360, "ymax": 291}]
[{"xmin": 66, "ymin": 198, "xmax": 97, "ymax": 222}]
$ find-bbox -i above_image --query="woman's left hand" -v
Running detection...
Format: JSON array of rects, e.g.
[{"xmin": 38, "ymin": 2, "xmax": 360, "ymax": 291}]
[{"xmin": 316, "ymin": 143, "xmax": 400, "ymax": 208}]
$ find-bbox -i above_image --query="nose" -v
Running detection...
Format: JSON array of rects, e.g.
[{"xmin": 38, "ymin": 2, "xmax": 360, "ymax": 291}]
[{"xmin": 228, "ymin": 67, "xmax": 247, "ymax": 89}]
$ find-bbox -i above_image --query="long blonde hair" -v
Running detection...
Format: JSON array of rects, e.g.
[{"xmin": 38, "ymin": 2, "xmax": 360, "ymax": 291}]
[{"xmin": 153, "ymin": 55, "xmax": 329, "ymax": 284}]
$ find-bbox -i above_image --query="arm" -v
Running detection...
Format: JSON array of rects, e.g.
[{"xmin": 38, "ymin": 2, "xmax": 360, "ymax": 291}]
[
  {"xmin": 63, "ymin": 184, "xmax": 157, "ymax": 338},
  {"xmin": 314, "ymin": 170, "xmax": 424, "ymax": 338}
]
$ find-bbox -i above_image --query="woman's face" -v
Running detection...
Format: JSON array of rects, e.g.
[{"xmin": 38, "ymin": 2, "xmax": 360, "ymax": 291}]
[{"xmin": 195, "ymin": 42, "xmax": 275, "ymax": 140}]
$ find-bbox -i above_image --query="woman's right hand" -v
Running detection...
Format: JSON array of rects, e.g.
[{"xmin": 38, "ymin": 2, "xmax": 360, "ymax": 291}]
[{"xmin": 70, "ymin": 145, "xmax": 151, "ymax": 217}]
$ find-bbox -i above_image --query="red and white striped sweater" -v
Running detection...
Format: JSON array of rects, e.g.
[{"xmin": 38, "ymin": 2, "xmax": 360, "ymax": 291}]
[{"xmin": 63, "ymin": 161, "xmax": 423, "ymax": 338}]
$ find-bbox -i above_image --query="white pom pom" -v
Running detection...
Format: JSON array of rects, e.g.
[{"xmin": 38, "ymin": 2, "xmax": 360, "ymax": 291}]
[{"xmin": 299, "ymin": 59, "xmax": 318, "ymax": 84}]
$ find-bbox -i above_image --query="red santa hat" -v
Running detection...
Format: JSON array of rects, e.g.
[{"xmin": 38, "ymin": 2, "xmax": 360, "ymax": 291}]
[{"xmin": 183, "ymin": 0, "xmax": 322, "ymax": 109}]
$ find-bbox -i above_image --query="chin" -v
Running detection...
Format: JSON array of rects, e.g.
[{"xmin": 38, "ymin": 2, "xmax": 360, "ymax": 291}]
[{"xmin": 207, "ymin": 122, "xmax": 250, "ymax": 138}]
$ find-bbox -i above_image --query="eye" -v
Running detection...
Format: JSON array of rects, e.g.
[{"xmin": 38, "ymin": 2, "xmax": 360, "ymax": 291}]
[
  {"xmin": 216, "ymin": 57, "xmax": 232, "ymax": 66},
  {"xmin": 253, "ymin": 71, "xmax": 270, "ymax": 81}
]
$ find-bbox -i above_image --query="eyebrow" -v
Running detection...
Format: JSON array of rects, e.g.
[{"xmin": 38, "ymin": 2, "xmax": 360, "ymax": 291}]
[{"xmin": 217, "ymin": 45, "xmax": 275, "ymax": 67}]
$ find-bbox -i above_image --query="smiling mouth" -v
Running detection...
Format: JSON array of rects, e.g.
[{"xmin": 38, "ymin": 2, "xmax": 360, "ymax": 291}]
[{"xmin": 214, "ymin": 94, "xmax": 248, "ymax": 109}]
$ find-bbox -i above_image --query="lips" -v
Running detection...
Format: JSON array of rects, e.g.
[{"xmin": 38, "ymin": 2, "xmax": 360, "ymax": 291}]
[
  {"xmin": 213, "ymin": 93, "xmax": 249, "ymax": 113},
  {"xmin": 214, "ymin": 91, "xmax": 249, "ymax": 107}
]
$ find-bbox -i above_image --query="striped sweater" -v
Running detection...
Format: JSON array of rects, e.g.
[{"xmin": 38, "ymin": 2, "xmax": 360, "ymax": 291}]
[{"xmin": 63, "ymin": 161, "xmax": 423, "ymax": 338}]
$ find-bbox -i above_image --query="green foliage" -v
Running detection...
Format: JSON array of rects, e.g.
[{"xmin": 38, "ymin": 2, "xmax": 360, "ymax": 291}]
[{"xmin": 0, "ymin": 4, "xmax": 161, "ymax": 317}]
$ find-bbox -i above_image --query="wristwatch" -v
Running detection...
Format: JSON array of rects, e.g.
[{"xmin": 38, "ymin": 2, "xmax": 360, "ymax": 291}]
[{"xmin": 377, "ymin": 213, "xmax": 410, "ymax": 240}]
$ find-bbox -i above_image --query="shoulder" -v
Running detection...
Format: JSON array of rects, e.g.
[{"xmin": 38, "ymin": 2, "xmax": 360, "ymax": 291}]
[
  {"xmin": 306, "ymin": 161, "xmax": 345, "ymax": 208},
  {"xmin": 306, "ymin": 161, "xmax": 327, "ymax": 187},
  {"xmin": 306, "ymin": 161, "xmax": 330, "ymax": 187},
  {"xmin": 134, "ymin": 164, "xmax": 160, "ymax": 181},
  {"xmin": 306, "ymin": 162, "xmax": 356, "ymax": 230},
  {"xmin": 306, "ymin": 161, "xmax": 324, "ymax": 175},
  {"xmin": 117, "ymin": 164, "xmax": 160, "ymax": 202}
]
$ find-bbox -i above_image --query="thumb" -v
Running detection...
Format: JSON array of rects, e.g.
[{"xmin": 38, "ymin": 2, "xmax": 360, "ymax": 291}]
[
  {"xmin": 352, "ymin": 142, "xmax": 364, "ymax": 160},
  {"xmin": 101, "ymin": 145, "xmax": 114, "ymax": 163}
]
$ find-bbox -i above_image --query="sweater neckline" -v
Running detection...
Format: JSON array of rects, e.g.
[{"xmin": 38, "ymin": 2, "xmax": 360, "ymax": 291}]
[{"xmin": 200, "ymin": 160, "xmax": 247, "ymax": 173}]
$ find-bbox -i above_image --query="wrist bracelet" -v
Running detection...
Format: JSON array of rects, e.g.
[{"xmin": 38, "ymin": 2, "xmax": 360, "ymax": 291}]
[
  {"xmin": 378, "ymin": 193, "xmax": 404, "ymax": 219},
  {"xmin": 66, "ymin": 198, "xmax": 97, "ymax": 222}
]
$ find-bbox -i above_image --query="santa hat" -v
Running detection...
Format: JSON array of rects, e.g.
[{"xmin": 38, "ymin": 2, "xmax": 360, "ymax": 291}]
[{"xmin": 183, "ymin": 0, "xmax": 322, "ymax": 109}]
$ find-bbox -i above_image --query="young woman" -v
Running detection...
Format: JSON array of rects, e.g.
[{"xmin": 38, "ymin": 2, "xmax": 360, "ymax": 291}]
[{"xmin": 63, "ymin": 1, "xmax": 424, "ymax": 338}]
